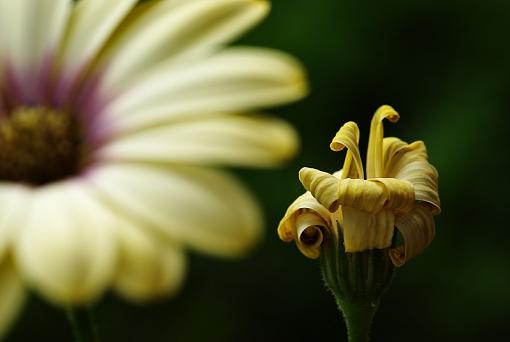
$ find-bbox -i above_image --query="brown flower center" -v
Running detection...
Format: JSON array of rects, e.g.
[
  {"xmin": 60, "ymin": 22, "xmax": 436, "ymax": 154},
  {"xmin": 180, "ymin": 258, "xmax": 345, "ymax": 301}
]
[{"xmin": 0, "ymin": 106, "xmax": 84, "ymax": 185}]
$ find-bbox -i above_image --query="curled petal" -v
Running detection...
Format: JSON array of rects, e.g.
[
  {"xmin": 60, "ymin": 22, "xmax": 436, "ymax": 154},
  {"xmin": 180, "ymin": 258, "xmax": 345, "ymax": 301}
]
[
  {"xmin": 277, "ymin": 192, "xmax": 336, "ymax": 259},
  {"xmin": 342, "ymin": 207, "xmax": 394, "ymax": 252},
  {"xmin": 295, "ymin": 213, "xmax": 326, "ymax": 259},
  {"xmin": 299, "ymin": 168, "xmax": 387, "ymax": 213},
  {"xmin": 371, "ymin": 178, "xmax": 415, "ymax": 213},
  {"xmin": 390, "ymin": 204, "xmax": 435, "ymax": 266},
  {"xmin": 382, "ymin": 138, "xmax": 427, "ymax": 176},
  {"xmin": 338, "ymin": 178, "xmax": 387, "ymax": 213},
  {"xmin": 382, "ymin": 137, "xmax": 440, "ymax": 213},
  {"xmin": 298, "ymin": 168, "xmax": 343, "ymax": 212},
  {"xmin": 396, "ymin": 160, "xmax": 440, "ymax": 214},
  {"xmin": 330, "ymin": 121, "xmax": 364, "ymax": 179},
  {"xmin": 366, "ymin": 105, "xmax": 399, "ymax": 179}
]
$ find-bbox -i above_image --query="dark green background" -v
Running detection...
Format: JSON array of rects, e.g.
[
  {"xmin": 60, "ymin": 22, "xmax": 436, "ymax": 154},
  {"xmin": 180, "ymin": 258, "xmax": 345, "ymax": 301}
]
[{"xmin": 7, "ymin": 0, "xmax": 510, "ymax": 341}]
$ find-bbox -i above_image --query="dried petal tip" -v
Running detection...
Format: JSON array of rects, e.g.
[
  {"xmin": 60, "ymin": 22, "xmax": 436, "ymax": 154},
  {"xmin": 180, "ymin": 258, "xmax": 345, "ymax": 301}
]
[{"xmin": 375, "ymin": 105, "xmax": 400, "ymax": 123}]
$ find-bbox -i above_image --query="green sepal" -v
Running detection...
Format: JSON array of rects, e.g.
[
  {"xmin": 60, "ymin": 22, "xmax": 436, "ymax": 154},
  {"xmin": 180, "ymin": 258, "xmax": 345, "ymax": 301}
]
[{"xmin": 319, "ymin": 222, "xmax": 395, "ymax": 342}]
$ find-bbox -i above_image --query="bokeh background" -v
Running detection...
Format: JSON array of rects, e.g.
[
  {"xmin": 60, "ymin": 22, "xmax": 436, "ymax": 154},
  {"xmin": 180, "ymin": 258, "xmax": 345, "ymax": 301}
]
[{"xmin": 7, "ymin": 0, "xmax": 510, "ymax": 341}]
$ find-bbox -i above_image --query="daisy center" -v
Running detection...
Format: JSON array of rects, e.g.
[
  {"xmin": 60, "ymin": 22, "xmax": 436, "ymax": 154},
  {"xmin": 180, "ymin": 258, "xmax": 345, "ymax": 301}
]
[{"xmin": 0, "ymin": 106, "xmax": 84, "ymax": 185}]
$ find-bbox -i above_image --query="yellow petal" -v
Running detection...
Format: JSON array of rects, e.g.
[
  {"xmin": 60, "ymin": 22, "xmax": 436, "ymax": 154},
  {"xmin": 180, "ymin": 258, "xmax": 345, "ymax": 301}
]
[
  {"xmin": 371, "ymin": 178, "xmax": 415, "ymax": 213},
  {"xmin": 389, "ymin": 204, "xmax": 435, "ymax": 266},
  {"xmin": 277, "ymin": 192, "xmax": 336, "ymax": 259},
  {"xmin": 0, "ymin": 259, "xmax": 25, "ymax": 340},
  {"xmin": 396, "ymin": 160, "xmax": 440, "ymax": 214},
  {"xmin": 298, "ymin": 168, "xmax": 344, "ymax": 212},
  {"xmin": 382, "ymin": 137, "xmax": 440, "ymax": 213},
  {"xmin": 299, "ymin": 168, "xmax": 387, "ymax": 213},
  {"xmin": 341, "ymin": 207, "xmax": 394, "ymax": 252},
  {"xmin": 330, "ymin": 121, "xmax": 364, "ymax": 179},
  {"xmin": 366, "ymin": 105, "xmax": 399, "ymax": 179},
  {"xmin": 295, "ymin": 212, "xmax": 326, "ymax": 259},
  {"xmin": 382, "ymin": 138, "xmax": 427, "ymax": 176}
]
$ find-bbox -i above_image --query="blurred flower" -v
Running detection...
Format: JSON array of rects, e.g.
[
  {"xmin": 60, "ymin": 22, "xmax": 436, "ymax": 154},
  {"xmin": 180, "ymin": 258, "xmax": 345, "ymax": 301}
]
[
  {"xmin": 279, "ymin": 105, "xmax": 440, "ymax": 265},
  {"xmin": 0, "ymin": 0, "xmax": 306, "ymax": 335}
]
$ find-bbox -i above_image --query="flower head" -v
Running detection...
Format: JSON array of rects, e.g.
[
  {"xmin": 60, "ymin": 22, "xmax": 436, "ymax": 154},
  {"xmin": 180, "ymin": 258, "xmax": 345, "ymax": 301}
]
[
  {"xmin": 278, "ymin": 105, "xmax": 440, "ymax": 265},
  {"xmin": 278, "ymin": 105, "xmax": 440, "ymax": 342},
  {"xmin": 0, "ymin": 0, "xmax": 307, "ymax": 335}
]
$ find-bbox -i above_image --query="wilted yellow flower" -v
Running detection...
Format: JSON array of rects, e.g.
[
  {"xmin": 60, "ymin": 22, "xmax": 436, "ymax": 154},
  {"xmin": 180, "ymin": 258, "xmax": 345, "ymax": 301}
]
[
  {"xmin": 0, "ymin": 0, "xmax": 306, "ymax": 336},
  {"xmin": 278, "ymin": 105, "xmax": 440, "ymax": 265}
]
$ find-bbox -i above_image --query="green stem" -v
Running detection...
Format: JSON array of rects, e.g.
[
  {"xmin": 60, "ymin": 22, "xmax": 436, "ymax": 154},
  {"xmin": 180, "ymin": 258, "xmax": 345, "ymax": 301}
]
[
  {"xmin": 337, "ymin": 299, "xmax": 378, "ymax": 342},
  {"xmin": 319, "ymin": 226, "xmax": 394, "ymax": 342},
  {"xmin": 66, "ymin": 307, "xmax": 100, "ymax": 342}
]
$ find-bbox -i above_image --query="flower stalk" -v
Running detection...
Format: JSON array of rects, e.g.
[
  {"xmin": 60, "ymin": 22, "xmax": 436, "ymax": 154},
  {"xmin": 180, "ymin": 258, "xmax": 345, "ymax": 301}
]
[
  {"xmin": 319, "ymin": 224, "xmax": 394, "ymax": 342},
  {"xmin": 66, "ymin": 307, "xmax": 100, "ymax": 342}
]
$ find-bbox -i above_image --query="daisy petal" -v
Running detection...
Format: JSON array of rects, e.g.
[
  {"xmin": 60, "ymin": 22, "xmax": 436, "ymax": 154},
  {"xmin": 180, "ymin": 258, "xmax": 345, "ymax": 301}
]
[
  {"xmin": 90, "ymin": 164, "xmax": 262, "ymax": 258},
  {"xmin": 382, "ymin": 138, "xmax": 427, "ymax": 177},
  {"xmin": 114, "ymin": 222, "xmax": 186, "ymax": 302},
  {"xmin": 0, "ymin": 260, "xmax": 25, "ymax": 340},
  {"xmin": 383, "ymin": 138, "xmax": 440, "ymax": 213},
  {"xmin": 366, "ymin": 105, "xmax": 399, "ymax": 179},
  {"xmin": 396, "ymin": 160, "xmax": 440, "ymax": 214},
  {"xmin": 330, "ymin": 121, "xmax": 364, "ymax": 179},
  {"xmin": 15, "ymin": 182, "xmax": 117, "ymax": 304},
  {"xmin": 299, "ymin": 168, "xmax": 387, "ymax": 213},
  {"xmin": 342, "ymin": 207, "xmax": 394, "ymax": 252},
  {"xmin": 100, "ymin": 0, "xmax": 269, "ymax": 89},
  {"xmin": 277, "ymin": 192, "xmax": 336, "ymax": 259},
  {"xmin": 100, "ymin": 114, "xmax": 298, "ymax": 167},
  {"xmin": 0, "ymin": 0, "xmax": 70, "ymax": 67},
  {"xmin": 371, "ymin": 178, "xmax": 415, "ymax": 213},
  {"xmin": 390, "ymin": 204, "xmax": 435, "ymax": 266},
  {"xmin": 105, "ymin": 47, "xmax": 307, "ymax": 132},
  {"xmin": 59, "ymin": 0, "xmax": 137, "ymax": 72},
  {"xmin": 0, "ymin": 185, "xmax": 30, "ymax": 260}
]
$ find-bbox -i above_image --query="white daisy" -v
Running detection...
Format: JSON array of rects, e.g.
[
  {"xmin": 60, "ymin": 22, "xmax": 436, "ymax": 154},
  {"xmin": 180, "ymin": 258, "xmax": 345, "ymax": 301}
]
[{"xmin": 0, "ymin": 0, "xmax": 306, "ymax": 335}]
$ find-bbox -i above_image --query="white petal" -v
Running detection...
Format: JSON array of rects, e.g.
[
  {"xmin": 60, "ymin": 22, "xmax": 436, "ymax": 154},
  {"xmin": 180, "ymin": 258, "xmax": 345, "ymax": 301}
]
[
  {"xmin": 58, "ymin": 0, "xmax": 137, "ymax": 71},
  {"xmin": 99, "ymin": 114, "xmax": 298, "ymax": 167},
  {"xmin": 104, "ymin": 47, "xmax": 307, "ymax": 133},
  {"xmin": 90, "ymin": 164, "xmax": 262, "ymax": 257},
  {"xmin": 0, "ymin": 260, "xmax": 26, "ymax": 340},
  {"xmin": 100, "ymin": 0, "xmax": 269, "ymax": 90},
  {"xmin": 0, "ymin": 0, "xmax": 70, "ymax": 67},
  {"xmin": 114, "ymin": 222, "xmax": 186, "ymax": 302},
  {"xmin": 0, "ymin": 184, "xmax": 31, "ymax": 260},
  {"xmin": 15, "ymin": 181, "xmax": 118, "ymax": 304}
]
